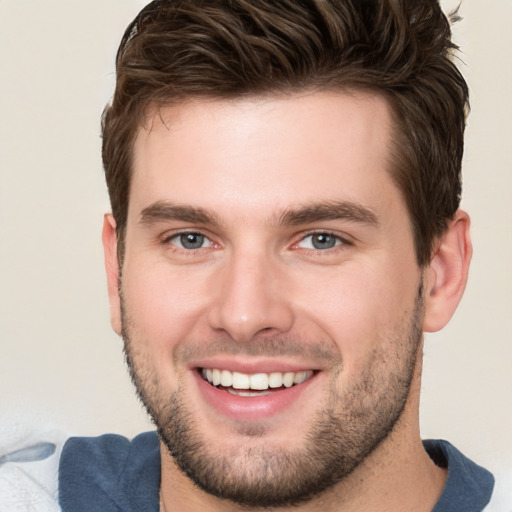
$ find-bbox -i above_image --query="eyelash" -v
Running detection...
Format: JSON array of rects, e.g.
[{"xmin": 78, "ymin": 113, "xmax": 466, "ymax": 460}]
[
  {"xmin": 163, "ymin": 231, "xmax": 215, "ymax": 252},
  {"xmin": 162, "ymin": 230, "xmax": 350, "ymax": 255},
  {"xmin": 292, "ymin": 231, "xmax": 350, "ymax": 253}
]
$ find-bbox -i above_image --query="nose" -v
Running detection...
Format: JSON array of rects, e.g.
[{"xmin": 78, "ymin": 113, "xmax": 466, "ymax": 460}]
[{"xmin": 207, "ymin": 250, "xmax": 294, "ymax": 343}]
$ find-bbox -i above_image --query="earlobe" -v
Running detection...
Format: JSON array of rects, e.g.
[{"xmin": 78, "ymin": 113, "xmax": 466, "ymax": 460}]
[
  {"xmin": 102, "ymin": 214, "xmax": 122, "ymax": 335},
  {"xmin": 423, "ymin": 210, "xmax": 472, "ymax": 333}
]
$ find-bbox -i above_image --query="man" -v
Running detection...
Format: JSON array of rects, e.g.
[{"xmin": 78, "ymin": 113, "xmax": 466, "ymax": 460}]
[{"xmin": 0, "ymin": 0, "xmax": 502, "ymax": 510}]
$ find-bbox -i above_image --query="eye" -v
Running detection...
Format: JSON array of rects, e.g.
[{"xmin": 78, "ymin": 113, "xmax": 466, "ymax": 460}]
[
  {"xmin": 297, "ymin": 232, "xmax": 343, "ymax": 250},
  {"xmin": 167, "ymin": 232, "xmax": 213, "ymax": 250}
]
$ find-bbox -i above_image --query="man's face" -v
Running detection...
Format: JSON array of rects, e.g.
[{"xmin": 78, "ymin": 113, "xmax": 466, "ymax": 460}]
[{"xmin": 116, "ymin": 91, "xmax": 426, "ymax": 506}]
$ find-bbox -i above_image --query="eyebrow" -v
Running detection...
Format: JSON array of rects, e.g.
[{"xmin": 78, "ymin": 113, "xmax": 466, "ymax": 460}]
[
  {"xmin": 277, "ymin": 201, "xmax": 379, "ymax": 227},
  {"xmin": 139, "ymin": 202, "xmax": 221, "ymax": 226},
  {"xmin": 139, "ymin": 199, "xmax": 378, "ymax": 228}
]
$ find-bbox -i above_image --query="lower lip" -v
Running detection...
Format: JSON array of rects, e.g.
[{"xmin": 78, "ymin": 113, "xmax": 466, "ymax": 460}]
[{"xmin": 193, "ymin": 371, "xmax": 318, "ymax": 421}]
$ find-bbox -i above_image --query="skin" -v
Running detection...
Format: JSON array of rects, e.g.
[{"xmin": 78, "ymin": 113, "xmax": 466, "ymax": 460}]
[{"xmin": 102, "ymin": 91, "xmax": 472, "ymax": 511}]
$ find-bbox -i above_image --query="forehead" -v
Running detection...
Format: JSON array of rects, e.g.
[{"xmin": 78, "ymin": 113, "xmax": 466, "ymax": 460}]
[{"xmin": 130, "ymin": 91, "xmax": 398, "ymax": 221}]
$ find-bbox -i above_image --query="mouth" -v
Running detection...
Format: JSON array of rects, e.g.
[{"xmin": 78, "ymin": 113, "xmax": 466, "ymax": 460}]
[
  {"xmin": 199, "ymin": 368, "xmax": 315, "ymax": 397},
  {"xmin": 193, "ymin": 362, "xmax": 322, "ymax": 421}
]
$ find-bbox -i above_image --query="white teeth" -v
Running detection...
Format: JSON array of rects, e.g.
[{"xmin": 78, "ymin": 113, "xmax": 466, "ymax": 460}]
[
  {"xmin": 232, "ymin": 372, "xmax": 250, "ymax": 389},
  {"xmin": 268, "ymin": 372, "xmax": 283, "ymax": 388},
  {"xmin": 201, "ymin": 368, "xmax": 314, "ymax": 391},
  {"xmin": 282, "ymin": 372, "xmax": 294, "ymax": 388},
  {"xmin": 220, "ymin": 370, "xmax": 232, "ymax": 387},
  {"xmin": 293, "ymin": 371, "xmax": 309, "ymax": 384},
  {"xmin": 250, "ymin": 373, "xmax": 269, "ymax": 390},
  {"xmin": 212, "ymin": 368, "xmax": 221, "ymax": 386},
  {"xmin": 227, "ymin": 389, "xmax": 271, "ymax": 397}
]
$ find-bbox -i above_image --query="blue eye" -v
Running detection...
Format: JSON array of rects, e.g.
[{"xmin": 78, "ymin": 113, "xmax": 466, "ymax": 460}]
[
  {"xmin": 298, "ymin": 233, "xmax": 342, "ymax": 250},
  {"xmin": 169, "ymin": 233, "xmax": 212, "ymax": 250}
]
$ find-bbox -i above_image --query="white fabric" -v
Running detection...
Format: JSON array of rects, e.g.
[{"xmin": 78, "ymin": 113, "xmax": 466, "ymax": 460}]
[
  {"xmin": 0, "ymin": 430, "xmax": 66, "ymax": 512},
  {"xmin": 483, "ymin": 468, "xmax": 512, "ymax": 512}
]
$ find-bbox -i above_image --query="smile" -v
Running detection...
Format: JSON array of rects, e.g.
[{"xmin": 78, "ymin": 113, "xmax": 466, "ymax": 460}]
[
  {"xmin": 200, "ymin": 368, "xmax": 314, "ymax": 395},
  {"xmin": 194, "ymin": 365, "xmax": 320, "ymax": 419}
]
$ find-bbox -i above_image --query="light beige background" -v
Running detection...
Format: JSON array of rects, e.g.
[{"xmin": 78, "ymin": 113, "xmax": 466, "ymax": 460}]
[{"xmin": 1, "ymin": 0, "xmax": 511, "ymax": 473}]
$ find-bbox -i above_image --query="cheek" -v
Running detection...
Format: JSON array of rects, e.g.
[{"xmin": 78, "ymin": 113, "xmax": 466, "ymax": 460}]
[
  {"xmin": 121, "ymin": 259, "xmax": 212, "ymax": 352},
  {"xmin": 291, "ymin": 261, "xmax": 419, "ymax": 367}
]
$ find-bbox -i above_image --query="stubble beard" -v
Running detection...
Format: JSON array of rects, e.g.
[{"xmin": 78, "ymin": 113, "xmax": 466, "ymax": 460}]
[{"xmin": 121, "ymin": 289, "xmax": 424, "ymax": 508}]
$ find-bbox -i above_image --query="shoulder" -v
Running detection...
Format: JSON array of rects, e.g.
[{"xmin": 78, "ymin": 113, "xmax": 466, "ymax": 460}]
[
  {"xmin": 59, "ymin": 431, "xmax": 160, "ymax": 475},
  {"xmin": 424, "ymin": 440, "xmax": 495, "ymax": 512},
  {"xmin": 58, "ymin": 431, "xmax": 161, "ymax": 512}
]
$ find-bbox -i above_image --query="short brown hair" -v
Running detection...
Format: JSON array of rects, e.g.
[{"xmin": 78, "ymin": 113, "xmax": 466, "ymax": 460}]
[{"xmin": 102, "ymin": 0, "xmax": 469, "ymax": 266}]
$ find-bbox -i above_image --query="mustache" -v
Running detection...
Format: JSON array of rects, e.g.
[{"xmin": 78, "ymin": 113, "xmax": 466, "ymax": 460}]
[
  {"xmin": 119, "ymin": 287, "xmax": 342, "ymax": 368},
  {"xmin": 172, "ymin": 336, "xmax": 342, "ymax": 368}
]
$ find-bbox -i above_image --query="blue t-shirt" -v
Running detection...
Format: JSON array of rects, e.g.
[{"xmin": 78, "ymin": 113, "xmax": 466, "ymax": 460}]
[{"xmin": 58, "ymin": 432, "xmax": 494, "ymax": 511}]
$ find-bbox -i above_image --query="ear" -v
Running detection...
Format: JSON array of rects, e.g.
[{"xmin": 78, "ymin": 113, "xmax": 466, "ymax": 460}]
[
  {"xmin": 102, "ymin": 214, "xmax": 122, "ymax": 335},
  {"xmin": 423, "ymin": 210, "xmax": 472, "ymax": 332}
]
